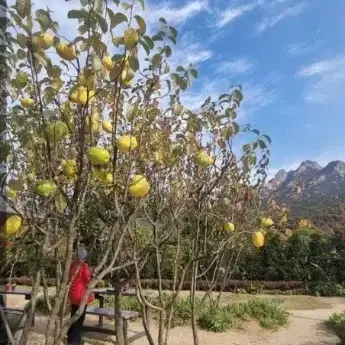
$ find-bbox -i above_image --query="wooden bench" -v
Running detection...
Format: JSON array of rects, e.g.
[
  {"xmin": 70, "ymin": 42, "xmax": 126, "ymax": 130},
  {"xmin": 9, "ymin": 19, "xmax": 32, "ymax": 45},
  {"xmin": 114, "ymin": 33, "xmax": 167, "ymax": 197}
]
[
  {"xmin": 0, "ymin": 292, "xmax": 35, "ymax": 327},
  {"xmin": 84, "ymin": 307, "xmax": 141, "ymax": 344},
  {"xmin": 0, "ymin": 307, "xmax": 26, "ymax": 344}
]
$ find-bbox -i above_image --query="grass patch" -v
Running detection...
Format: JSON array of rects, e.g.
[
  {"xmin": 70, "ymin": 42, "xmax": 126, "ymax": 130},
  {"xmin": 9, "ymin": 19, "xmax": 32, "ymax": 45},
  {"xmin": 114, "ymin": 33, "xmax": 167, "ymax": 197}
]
[
  {"xmin": 197, "ymin": 306, "xmax": 233, "ymax": 333},
  {"xmin": 327, "ymin": 311, "xmax": 345, "ymax": 344},
  {"xmin": 198, "ymin": 298, "xmax": 289, "ymax": 333}
]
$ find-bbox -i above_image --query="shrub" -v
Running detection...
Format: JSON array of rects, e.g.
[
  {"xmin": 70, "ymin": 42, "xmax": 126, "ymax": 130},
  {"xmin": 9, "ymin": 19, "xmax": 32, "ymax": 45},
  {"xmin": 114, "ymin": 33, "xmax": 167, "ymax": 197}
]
[
  {"xmin": 309, "ymin": 282, "xmax": 345, "ymax": 297},
  {"xmin": 198, "ymin": 306, "xmax": 233, "ymax": 332},
  {"xmin": 327, "ymin": 311, "xmax": 345, "ymax": 344},
  {"xmin": 224, "ymin": 298, "xmax": 289, "ymax": 331},
  {"xmin": 242, "ymin": 298, "xmax": 289, "ymax": 330},
  {"xmin": 198, "ymin": 298, "xmax": 289, "ymax": 333},
  {"xmin": 25, "ymin": 296, "xmax": 69, "ymax": 315}
]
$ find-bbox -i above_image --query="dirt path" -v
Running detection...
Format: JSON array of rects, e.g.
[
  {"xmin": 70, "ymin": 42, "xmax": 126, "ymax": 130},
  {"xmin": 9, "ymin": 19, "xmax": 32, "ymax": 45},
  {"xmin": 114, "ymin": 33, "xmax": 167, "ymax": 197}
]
[
  {"xmin": 6, "ymin": 293, "xmax": 344, "ymax": 345},
  {"xmin": 80, "ymin": 296, "xmax": 344, "ymax": 345}
]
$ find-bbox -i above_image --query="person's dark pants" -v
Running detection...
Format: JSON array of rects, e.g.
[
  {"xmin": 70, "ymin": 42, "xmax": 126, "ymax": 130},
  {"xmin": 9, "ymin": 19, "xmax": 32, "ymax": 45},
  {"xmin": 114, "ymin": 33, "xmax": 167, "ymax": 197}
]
[{"xmin": 67, "ymin": 305, "xmax": 87, "ymax": 345}]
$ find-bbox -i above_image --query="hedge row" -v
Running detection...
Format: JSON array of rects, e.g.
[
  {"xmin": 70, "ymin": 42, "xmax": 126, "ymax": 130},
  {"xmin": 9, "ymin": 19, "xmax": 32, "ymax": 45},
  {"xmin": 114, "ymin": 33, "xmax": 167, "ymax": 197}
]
[
  {"xmin": 0, "ymin": 277, "xmax": 305, "ymax": 291},
  {"xmin": 137, "ymin": 279, "xmax": 305, "ymax": 292}
]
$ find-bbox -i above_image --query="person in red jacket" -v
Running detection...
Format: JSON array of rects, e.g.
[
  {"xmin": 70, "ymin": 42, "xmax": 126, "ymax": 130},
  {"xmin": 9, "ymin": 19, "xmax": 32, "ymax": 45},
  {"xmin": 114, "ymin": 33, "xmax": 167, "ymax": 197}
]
[{"xmin": 67, "ymin": 248, "xmax": 94, "ymax": 345}]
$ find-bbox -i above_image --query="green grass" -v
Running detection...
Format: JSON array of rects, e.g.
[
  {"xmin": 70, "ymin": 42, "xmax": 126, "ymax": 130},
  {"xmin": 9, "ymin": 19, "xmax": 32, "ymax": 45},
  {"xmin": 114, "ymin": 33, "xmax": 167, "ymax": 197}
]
[
  {"xmin": 198, "ymin": 298, "xmax": 289, "ymax": 333},
  {"xmin": 327, "ymin": 311, "xmax": 345, "ymax": 344}
]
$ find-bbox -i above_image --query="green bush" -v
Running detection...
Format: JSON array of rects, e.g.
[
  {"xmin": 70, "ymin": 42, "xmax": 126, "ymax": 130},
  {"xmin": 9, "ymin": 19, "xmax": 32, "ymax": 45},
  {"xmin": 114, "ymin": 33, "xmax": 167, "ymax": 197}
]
[
  {"xmin": 309, "ymin": 282, "xmax": 345, "ymax": 297},
  {"xmin": 198, "ymin": 298, "xmax": 289, "ymax": 333},
  {"xmin": 327, "ymin": 311, "xmax": 345, "ymax": 344},
  {"xmin": 25, "ymin": 296, "xmax": 71, "ymax": 315},
  {"xmin": 240, "ymin": 298, "xmax": 289, "ymax": 330},
  {"xmin": 198, "ymin": 306, "xmax": 233, "ymax": 332}
]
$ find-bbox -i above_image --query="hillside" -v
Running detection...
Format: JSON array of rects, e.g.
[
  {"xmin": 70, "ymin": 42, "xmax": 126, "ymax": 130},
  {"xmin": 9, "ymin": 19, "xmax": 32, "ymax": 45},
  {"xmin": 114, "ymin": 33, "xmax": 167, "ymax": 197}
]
[{"xmin": 265, "ymin": 160, "xmax": 345, "ymax": 235}]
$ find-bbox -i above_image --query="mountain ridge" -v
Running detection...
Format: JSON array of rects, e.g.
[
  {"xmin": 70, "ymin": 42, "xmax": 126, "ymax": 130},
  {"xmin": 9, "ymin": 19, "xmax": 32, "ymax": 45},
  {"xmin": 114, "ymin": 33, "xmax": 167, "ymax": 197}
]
[{"xmin": 265, "ymin": 159, "xmax": 345, "ymax": 234}]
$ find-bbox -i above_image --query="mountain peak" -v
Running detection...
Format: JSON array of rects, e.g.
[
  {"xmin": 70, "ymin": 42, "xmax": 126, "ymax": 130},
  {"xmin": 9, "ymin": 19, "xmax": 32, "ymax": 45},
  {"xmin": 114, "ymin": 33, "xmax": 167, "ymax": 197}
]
[{"xmin": 297, "ymin": 160, "xmax": 322, "ymax": 171}]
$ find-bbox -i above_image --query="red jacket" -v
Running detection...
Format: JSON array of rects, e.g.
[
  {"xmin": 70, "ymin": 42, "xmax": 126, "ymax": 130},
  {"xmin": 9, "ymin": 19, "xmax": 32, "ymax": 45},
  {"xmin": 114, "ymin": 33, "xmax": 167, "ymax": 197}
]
[{"xmin": 69, "ymin": 261, "xmax": 94, "ymax": 306}]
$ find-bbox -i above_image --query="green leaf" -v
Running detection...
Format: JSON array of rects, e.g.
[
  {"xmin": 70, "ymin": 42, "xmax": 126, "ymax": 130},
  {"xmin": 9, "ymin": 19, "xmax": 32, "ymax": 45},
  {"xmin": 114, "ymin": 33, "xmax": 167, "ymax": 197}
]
[
  {"xmin": 152, "ymin": 34, "xmax": 164, "ymax": 41},
  {"xmin": 142, "ymin": 35, "xmax": 154, "ymax": 49},
  {"xmin": 164, "ymin": 46, "xmax": 172, "ymax": 58},
  {"xmin": 136, "ymin": 0, "xmax": 145, "ymax": 11},
  {"xmin": 128, "ymin": 55, "xmax": 139, "ymax": 71},
  {"xmin": 163, "ymin": 63, "xmax": 170, "ymax": 74},
  {"xmin": 35, "ymin": 9, "xmax": 52, "ymax": 31},
  {"xmin": 80, "ymin": 0, "xmax": 89, "ymax": 5},
  {"xmin": 139, "ymin": 40, "xmax": 150, "ymax": 55},
  {"xmin": 55, "ymin": 193, "xmax": 67, "ymax": 212},
  {"xmin": 179, "ymin": 78, "xmax": 187, "ymax": 91},
  {"xmin": 166, "ymin": 79, "xmax": 171, "ymax": 92},
  {"xmin": 92, "ymin": 55, "xmax": 103, "ymax": 71},
  {"xmin": 159, "ymin": 17, "xmax": 167, "ymax": 24},
  {"xmin": 168, "ymin": 36, "xmax": 176, "ymax": 45},
  {"xmin": 16, "ymin": 33, "xmax": 27, "ymax": 48},
  {"xmin": 134, "ymin": 15, "xmax": 146, "ymax": 35},
  {"xmin": 121, "ymin": 2, "xmax": 132, "ymax": 10},
  {"xmin": 110, "ymin": 12, "xmax": 128, "ymax": 28},
  {"xmin": 112, "ymin": 36, "xmax": 123, "ymax": 46},
  {"xmin": 176, "ymin": 66, "xmax": 185, "ymax": 72},
  {"xmin": 16, "ymin": 0, "xmax": 31, "ymax": 18},
  {"xmin": 252, "ymin": 129, "xmax": 260, "ymax": 136},
  {"xmin": 190, "ymin": 68, "xmax": 198, "ymax": 78},
  {"xmin": 112, "ymin": 0, "xmax": 120, "ymax": 5},
  {"xmin": 233, "ymin": 89, "xmax": 243, "ymax": 104},
  {"xmin": 242, "ymin": 144, "xmax": 251, "ymax": 153},
  {"xmin": 258, "ymin": 139, "xmax": 266, "ymax": 150},
  {"xmin": 233, "ymin": 122, "xmax": 240, "ymax": 134},
  {"xmin": 171, "ymin": 73, "xmax": 179, "ymax": 87},
  {"xmin": 43, "ymin": 87, "xmax": 55, "ymax": 105},
  {"xmin": 169, "ymin": 26, "xmax": 178, "ymax": 38},
  {"xmin": 151, "ymin": 53, "xmax": 162, "ymax": 66},
  {"xmin": 262, "ymin": 134, "xmax": 272, "ymax": 144},
  {"xmin": 68, "ymin": 9, "xmax": 88, "ymax": 19},
  {"xmin": 94, "ymin": 0, "xmax": 104, "ymax": 13},
  {"xmin": 95, "ymin": 12, "xmax": 108, "ymax": 33}
]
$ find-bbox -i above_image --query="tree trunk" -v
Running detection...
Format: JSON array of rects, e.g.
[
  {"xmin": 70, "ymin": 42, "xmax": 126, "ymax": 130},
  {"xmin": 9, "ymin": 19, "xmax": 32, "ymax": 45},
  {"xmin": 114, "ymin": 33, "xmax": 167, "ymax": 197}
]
[
  {"xmin": 114, "ymin": 275, "xmax": 125, "ymax": 345},
  {"xmin": 190, "ymin": 261, "xmax": 199, "ymax": 345}
]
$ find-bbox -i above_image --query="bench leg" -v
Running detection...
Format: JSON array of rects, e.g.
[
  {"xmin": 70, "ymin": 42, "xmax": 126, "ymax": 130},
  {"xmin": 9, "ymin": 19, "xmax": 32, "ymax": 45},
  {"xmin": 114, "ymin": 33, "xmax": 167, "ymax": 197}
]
[
  {"xmin": 123, "ymin": 319, "xmax": 128, "ymax": 345},
  {"xmin": 99, "ymin": 296, "xmax": 104, "ymax": 327}
]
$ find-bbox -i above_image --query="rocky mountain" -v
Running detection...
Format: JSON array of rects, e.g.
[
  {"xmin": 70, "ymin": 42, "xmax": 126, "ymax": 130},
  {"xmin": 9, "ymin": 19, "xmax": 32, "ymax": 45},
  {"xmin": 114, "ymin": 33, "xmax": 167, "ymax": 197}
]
[
  {"xmin": 266, "ymin": 160, "xmax": 345, "ymax": 203},
  {"xmin": 265, "ymin": 160, "xmax": 345, "ymax": 234}
]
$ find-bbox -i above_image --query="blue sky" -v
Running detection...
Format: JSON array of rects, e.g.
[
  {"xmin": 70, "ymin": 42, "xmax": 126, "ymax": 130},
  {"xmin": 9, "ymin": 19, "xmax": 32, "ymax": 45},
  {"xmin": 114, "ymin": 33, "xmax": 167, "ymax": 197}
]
[
  {"xmin": 160, "ymin": 0, "xmax": 345, "ymax": 177},
  {"xmin": 21, "ymin": 0, "xmax": 345, "ymax": 177}
]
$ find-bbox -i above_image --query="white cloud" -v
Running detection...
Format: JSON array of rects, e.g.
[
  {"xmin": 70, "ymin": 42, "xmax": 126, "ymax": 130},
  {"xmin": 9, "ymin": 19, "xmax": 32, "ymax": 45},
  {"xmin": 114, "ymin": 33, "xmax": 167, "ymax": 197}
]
[
  {"xmin": 298, "ymin": 56, "xmax": 345, "ymax": 77},
  {"xmin": 255, "ymin": 2, "xmax": 306, "ymax": 34},
  {"xmin": 216, "ymin": 1, "xmax": 261, "ymax": 29},
  {"xmin": 180, "ymin": 76, "xmax": 276, "ymax": 118},
  {"xmin": 297, "ymin": 55, "xmax": 345, "ymax": 104},
  {"xmin": 146, "ymin": 0, "xmax": 208, "ymax": 26},
  {"xmin": 285, "ymin": 42, "xmax": 319, "ymax": 57},
  {"xmin": 216, "ymin": 58, "xmax": 255, "ymax": 75}
]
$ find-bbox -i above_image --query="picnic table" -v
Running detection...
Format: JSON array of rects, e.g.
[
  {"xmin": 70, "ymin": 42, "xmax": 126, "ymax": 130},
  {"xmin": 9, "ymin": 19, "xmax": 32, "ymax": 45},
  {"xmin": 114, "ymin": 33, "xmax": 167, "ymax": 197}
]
[
  {"xmin": 83, "ymin": 288, "xmax": 152, "ymax": 344},
  {"xmin": 0, "ymin": 290, "xmax": 34, "ymax": 326}
]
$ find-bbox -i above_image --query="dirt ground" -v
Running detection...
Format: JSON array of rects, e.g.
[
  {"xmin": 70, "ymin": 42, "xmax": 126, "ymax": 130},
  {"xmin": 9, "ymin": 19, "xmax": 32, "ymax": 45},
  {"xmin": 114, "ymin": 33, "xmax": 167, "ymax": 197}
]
[{"xmin": 4, "ymin": 292, "xmax": 345, "ymax": 345}]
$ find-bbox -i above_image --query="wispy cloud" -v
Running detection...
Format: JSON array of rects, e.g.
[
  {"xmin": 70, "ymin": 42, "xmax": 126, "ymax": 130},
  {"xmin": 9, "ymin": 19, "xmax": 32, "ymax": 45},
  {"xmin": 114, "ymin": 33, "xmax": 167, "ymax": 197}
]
[
  {"xmin": 216, "ymin": 58, "xmax": 255, "ymax": 75},
  {"xmin": 216, "ymin": 1, "xmax": 261, "ymax": 29},
  {"xmin": 298, "ymin": 56, "xmax": 345, "ymax": 77},
  {"xmin": 297, "ymin": 55, "xmax": 345, "ymax": 104},
  {"xmin": 146, "ymin": 0, "xmax": 208, "ymax": 26},
  {"xmin": 255, "ymin": 2, "xmax": 306, "ymax": 34},
  {"xmin": 170, "ymin": 31, "xmax": 213, "ymax": 67},
  {"xmin": 284, "ymin": 42, "xmax": 320, "ymax": 57},
  {"xmin": 180, "ymin": 76, "xmax": 276, "ymax": 118}
]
